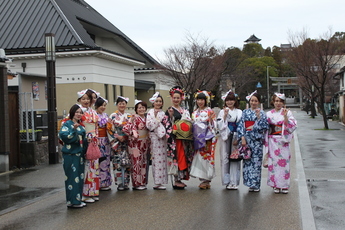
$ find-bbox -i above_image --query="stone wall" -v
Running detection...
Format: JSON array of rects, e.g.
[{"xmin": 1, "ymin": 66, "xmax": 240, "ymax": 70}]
[{"xmin": 20, "ymin": 139, "xmax": 62, "ymax": 167}]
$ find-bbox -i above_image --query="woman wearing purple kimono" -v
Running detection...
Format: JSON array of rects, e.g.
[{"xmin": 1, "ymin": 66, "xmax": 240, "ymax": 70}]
[
  {"xmin": 265, "ymin": 93, "xmax": 297, "ymax": 194},
  {"xmin": 95, "ymin": 96, "xmax": 112, "ymax": 191},
  {"xmin": 237, "ymin": 91, "xmax": 268, "ymax": 192}
]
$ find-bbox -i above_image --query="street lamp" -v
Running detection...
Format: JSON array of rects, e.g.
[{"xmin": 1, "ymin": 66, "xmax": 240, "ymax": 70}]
[
  {"xmin": 45, "ymin": 33, "xmax": 58, "ymax": 164},
  {"xmin": 266, "ymin": 66, "xmax": 271, "ymax": 108}
]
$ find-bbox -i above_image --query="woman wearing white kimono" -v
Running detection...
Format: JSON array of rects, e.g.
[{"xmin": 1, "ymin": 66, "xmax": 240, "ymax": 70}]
[
  {"xmin": 190, "ymin": 91, "xmax": 217, "ymax": 189},
  {"xmin": 217, "ymin": 91, "xmax": 242, "ymax": 190},
  {"xmin": 146, "ymin": 92, "xmax": 169, "ymax": 190},
  {"xmin": 265, "ymin": 93, "xmax": 297, "ymax": 194}
]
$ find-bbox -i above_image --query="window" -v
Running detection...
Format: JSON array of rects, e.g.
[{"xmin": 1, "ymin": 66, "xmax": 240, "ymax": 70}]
[
  {"xmin": 120, "ymin": 86, "xmax": 123, "ymax": 96},
  {"xmin": 104, "ymin": 84, "xmax": 108, "ymax": 100},
  {"xmin": 113, "ymin": 85, "xmax": 117, "ymax": 103}
]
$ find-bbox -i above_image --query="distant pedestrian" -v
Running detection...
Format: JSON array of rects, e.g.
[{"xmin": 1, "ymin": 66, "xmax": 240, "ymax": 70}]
[
  {"xmin": 95, "ymin": 96, "xmax": 112, "ymax": 191},
  {"xmin": 305, "ymin": 100, "xmax": 310, "ymax": 114},
  {"xmin": 265, "ymin": 93, "xmax": 297, "ymax": 194},
  {"xmin": 217, "ymin": 90, "xmax": 242, "ymax": 190},
  {"xmin": 59, "ymin": 104, "xmax": 87, "ymax": 208},
  {"xmin": 146, "ymin": 92, "xmax": 169, "ymax": 190},
  {"xmin": 237, "ymin": 91, "xmax": 269, "ymax": 192}
]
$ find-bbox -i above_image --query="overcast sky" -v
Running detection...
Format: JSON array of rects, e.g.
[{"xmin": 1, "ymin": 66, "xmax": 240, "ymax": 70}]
[{"xmin": 86, "ymin": 0, "xmax": 344, "ymax": 60}]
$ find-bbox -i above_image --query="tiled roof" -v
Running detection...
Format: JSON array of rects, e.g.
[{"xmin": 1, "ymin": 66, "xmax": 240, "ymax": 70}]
[
  {"xmin": 244, "ymin": 34, "xmax": 261, "ymax": 43},
  {"xmin": 0, "ymin": 0, "xmax": 82, "ymax": 51},
  {"xmin": 0, "ymin": 0, "xmax": 157, "ymax": 64}
]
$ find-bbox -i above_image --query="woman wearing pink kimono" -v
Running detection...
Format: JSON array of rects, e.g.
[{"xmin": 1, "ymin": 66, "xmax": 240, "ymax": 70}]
[
  {"xmin": 82, "ymin": 89, "xmax": 100, "ymax": 202},
  {"xmin": 123, "ymin": 100, "xmax": 150, "ymax": 190},
  {"xmin": 146, "ymin": 92, "xmax": 169, "ymax": 190},
  {"xmin": 265, "ymin": 93, "xmax": 297, "ymax": 194}
]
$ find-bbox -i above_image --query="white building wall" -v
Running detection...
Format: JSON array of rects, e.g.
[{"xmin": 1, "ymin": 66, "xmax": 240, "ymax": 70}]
[{"xmin": 135, "ymin": 72, "xmax": 174, "ymax": 90}]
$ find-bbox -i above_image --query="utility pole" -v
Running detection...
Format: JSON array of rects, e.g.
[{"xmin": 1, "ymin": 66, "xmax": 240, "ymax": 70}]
[
  {"xmin": 266, "ymin": 66, "xmax": 271, "ymax": 108},
  {"xmin": 0, "ymin": 49, "xmax": 10, "ymax": 172}
]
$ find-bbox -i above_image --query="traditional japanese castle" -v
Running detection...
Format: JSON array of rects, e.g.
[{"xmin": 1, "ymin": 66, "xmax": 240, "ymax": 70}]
[{"xmin": 244, "ymin": 34, "xmax": 261, "ymax": 44}]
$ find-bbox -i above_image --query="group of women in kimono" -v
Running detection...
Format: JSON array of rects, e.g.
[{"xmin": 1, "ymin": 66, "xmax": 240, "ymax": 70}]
[
  {"xmin": 218, "ymin": 90, "xmax": 297, "ymax": 193},
  {"xmin": 59, "ymin": 86, "xmax": 297, "ymax": 209}
]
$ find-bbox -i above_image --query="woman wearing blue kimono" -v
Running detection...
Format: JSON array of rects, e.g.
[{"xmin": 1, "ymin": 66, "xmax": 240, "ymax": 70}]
[
  {"xmin": 237, "ymin": 91, "xmax": 268, "ymax": 192},
  {"xmin": 59, "ymin": 104, "xmax": 87, "ymax": 208}
]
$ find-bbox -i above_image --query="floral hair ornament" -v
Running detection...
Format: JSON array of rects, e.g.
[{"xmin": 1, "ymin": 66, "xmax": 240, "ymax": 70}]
[
  {"xmin": 246, "ymin": 90, "xmax": 257, "ymax": 102},
  {"xmin": 274, "ymin": 92, "xmax": 286, "ymax": 101},
  {"xmin": 169, "ymin": 86, "xmax": 185, "ymax": 100},
  {"xmin": 77, "ymin": 89, "xmax": 88, "ymax": 99},
  {"xmin": 88, "ymin": 88, "xmax": 100, "ymax": 97},
  {"xmin": 149, "ymin": 92, "xmax": 160, "ymax": 103},
  {"xmin": 194, "ymin": 90, "xmax": 213, "ymax": 104},
  {"xmin": 117, "ymin": 95, "xmax": 129, "ymax": 104},
  {"xmin": 134, "ymin": 99, "xmax": 142, "ymax": 106},
  {"xmin": 221, "ymin": 89, "xmax": 233, "ymax": 101}
]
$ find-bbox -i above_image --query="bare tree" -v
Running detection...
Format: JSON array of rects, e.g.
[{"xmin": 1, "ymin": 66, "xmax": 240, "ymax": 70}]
[
  {"xmin": 287, "ymin": 29, "xmax": 345, "ymax": 129},
  {"xmin": 158, "ymin": 33, "xmax": 225, "ymax": 112}
]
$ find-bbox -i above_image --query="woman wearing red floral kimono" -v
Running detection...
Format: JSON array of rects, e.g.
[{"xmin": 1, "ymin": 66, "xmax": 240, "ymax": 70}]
[
  {"xmin": 82, "ymin": 89, "xmax": 100, "ymax": 202},
  {"xmin": 123, "ymin": 100, "xmax": 150, "ymax": 190}
]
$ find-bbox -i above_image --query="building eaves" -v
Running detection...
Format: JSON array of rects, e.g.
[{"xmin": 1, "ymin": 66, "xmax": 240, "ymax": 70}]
[{"xmin": 333, "ymin": 66, "xmax": 345, "ymax": 79}]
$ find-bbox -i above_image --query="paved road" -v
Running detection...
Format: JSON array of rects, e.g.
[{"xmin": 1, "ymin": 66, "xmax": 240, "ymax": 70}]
[
  {"xmin": 295, "ymin": 110, "xmax": 345, "ymax": 230},
  {"xmin": 4, "ymin": 108, "xmax": 342, "ymax": 230}
]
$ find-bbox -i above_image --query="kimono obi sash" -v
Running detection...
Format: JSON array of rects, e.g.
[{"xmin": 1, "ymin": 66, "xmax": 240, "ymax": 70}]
[
  {"xmin": 173, "ymin": 119, "xmax": 193, "ymax": 140},
  {"xmin": 269, "ymin": 124, "xmax": 282, "ymax": 135},
  {"xmin": 245, "ymin": 121, "xmax": 255, "ymax": 131},
  {"xmin": 228, "ymin": 122, "xmax": 237, "ymax": 132},
  {"xmin": 138, "ymin": 129, "xmax": 148, "ymax": 139},
  {"xmin": 84, "ymin": 122, "xmax": 96, "ymax": 137},
  {"xmin": 98, "ymin": 127, "xmax": 107, "ymax": 137}
]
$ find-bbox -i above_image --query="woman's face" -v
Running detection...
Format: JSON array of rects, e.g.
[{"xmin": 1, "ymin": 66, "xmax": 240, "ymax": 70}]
[
  {"xmin": 73, "ymin": 108, "xmax": 83, "ymax": 121},
  {"xmin": 96, "ymin": 102, "xmax": 107, "ymax": 114},
  {"xmin": 225, "ymin": 99, "xmax": 235, "ymax": 109},
  {"xmin": 79, "ymin": 94, "xmax": 90, "ymax": 108},
  {"xmin": 91, "ymin": 93, "xmax": 97, "ymax": 105},
  {"xmin": 197, "ymin": 98, "xmax": 206, "ymax": 109},
  {"xmin": 274, "ymin": 97, "xmax": 285, "ymax": 110},
  {"xmin": 153, "ymin": 97, "xmax": 163, "ymax": 110},
  {"xmin": 117, "ymin": 101, "xmax": 127, "ymax": 113},
  {"xmin": 172, "ymin": 93, "xmax": 182, "ymax": 107},
  {"xmin": 250, "ymin": 96, "xmax": 260, "ymax": 109},
  {"xmin": 136, "ymin": 104, "xmax": 147, "ymax": 116}
]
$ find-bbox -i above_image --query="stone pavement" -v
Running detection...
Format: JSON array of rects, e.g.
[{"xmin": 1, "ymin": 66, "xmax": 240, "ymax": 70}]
[{"xmin": 2, "ymin": 108, "xmax": 344, "ymax": 229}]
